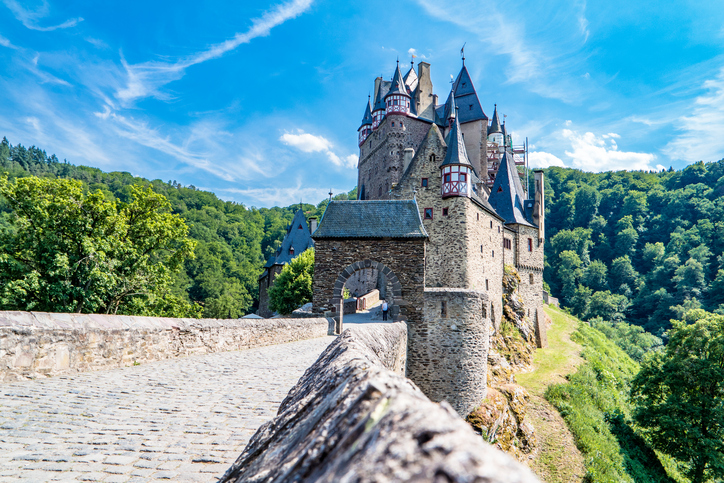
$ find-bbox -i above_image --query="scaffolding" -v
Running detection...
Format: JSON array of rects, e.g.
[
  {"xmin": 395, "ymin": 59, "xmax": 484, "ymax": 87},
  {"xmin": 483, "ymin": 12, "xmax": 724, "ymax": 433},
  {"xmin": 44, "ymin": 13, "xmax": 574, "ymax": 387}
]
[{"xmin": 485, "ymin": 137, "xmax": 529, "ymax": 195}]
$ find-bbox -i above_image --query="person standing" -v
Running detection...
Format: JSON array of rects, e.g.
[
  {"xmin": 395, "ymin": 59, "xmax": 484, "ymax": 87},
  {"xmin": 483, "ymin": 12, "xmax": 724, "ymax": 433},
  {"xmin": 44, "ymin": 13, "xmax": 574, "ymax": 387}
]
[{"xmin": 382, "ymin": 300, "xmax": 389, "ymax": 321}]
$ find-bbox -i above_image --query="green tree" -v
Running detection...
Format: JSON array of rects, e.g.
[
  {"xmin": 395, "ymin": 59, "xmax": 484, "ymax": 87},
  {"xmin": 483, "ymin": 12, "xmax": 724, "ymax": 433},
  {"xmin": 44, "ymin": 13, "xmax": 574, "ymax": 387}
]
[
  {"xmin": 267, "ymin": 248, "xmax": 314, "ymax": 315},
  {"xmin": 0, "ymin": 176, "xmax": 197, "ymax": 315},
  {"xmin": 631, "ymin": 309, "xmax": 724, "ymax": 482},
  {"xmin": 582, "ymin": 260, "xmax": 608, "ymax": 292}
]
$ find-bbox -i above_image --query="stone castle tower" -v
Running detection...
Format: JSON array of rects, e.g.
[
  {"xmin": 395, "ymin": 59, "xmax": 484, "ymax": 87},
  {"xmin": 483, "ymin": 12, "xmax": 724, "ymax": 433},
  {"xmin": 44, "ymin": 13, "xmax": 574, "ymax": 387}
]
[{"xmin": 312, "ymin": 57, "xmax": 546, "ymax": 417}]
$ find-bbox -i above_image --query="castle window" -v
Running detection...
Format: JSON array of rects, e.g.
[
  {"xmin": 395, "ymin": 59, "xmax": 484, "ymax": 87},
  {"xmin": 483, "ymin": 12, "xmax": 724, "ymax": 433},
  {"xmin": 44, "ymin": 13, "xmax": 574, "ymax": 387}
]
[
  {"xmin": 486, "ymin": 279, "xmax": 489, "ymax": 290},
  {"xmin": 443, "ymin": 208, "xmax": 448, "ymax": 216},
  {"xmin": 477, "ymin": 213, "xmax": 479, "ymax": 221},
  {"xmin": 441, "ymin": 300, "xmax": 447, "ymax": 318},
  {"xmin": 391, "ymin": 121, "xmax": 395, "ymax": 127},
  {"xmin": 444, "ymin": 173, "xmax": 451, "ymax": 183},
  {"xmin": 424, "ymin": 208, "xmax": 433, "ymax": 220},
  {"xmin": 482, "ymin": 303, "xmax": 487, "ymax": 318},
  {"xmin": 460, "ymin": 173, "xmax": 467, "ymax": 182},
  {"xmin": 469, "ymin": 104, "xmax": 473, "ymax": 110},
  {"xmin": 400, "ymin": 121, "xmax": 404, "ymax": 128},
  {"xmin": 530, "ymin": 273, "xmax": 534, "ymax": 285},
  {"xmin": 298, "ymin": 224, "xmax": 303, "ymax": 229},
  {"xmin": 504, "ymin": 238, "xmax": 512, "ymax": 250},
  {"xmin": 498, "ymin": 226, "xmax": 501, "ymax": 233},
  {"xmin": 430, "ymin": 154, "xmax": 436, "ymax": 163},
  {"xmin": 492, "ymin": 250, "xmax": 495, "ymax": 258},
  {"xmin": 421, "ymin": 178, "xmax": 428, "ymax": 187},
  {"xmin": 290, "ymin": 247, "xmax": 295, "ymax": 255},
  {"xmin": 528, "ymin": 238, "xmax": 533, "ymax": 251},
  {"xmin": 480, "ymin": 245, "xmax": 483, "ymax": 253}
]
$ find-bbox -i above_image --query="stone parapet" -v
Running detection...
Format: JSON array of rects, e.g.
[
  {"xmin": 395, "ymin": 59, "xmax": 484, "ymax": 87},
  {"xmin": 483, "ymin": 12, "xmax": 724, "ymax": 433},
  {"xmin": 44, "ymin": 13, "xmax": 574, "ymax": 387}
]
[
  {"xmin": 0, "ymin": 311, "xmax": 332, "ymax": 382},
  {"xmin": 219, "ymin": 323, "xmax": 538, "ymax": 483}
]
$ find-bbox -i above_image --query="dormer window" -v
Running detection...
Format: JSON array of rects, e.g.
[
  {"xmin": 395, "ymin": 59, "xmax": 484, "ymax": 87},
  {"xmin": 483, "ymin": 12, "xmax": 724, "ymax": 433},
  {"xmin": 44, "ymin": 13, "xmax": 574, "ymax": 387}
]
[{"xmin": 290, "ymin": 247, "xmax": 295, "ymax": 255}]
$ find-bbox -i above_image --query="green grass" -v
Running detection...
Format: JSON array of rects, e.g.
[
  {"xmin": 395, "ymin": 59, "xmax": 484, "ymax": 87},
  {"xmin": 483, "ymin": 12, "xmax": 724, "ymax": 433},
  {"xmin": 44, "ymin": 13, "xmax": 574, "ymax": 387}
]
[{"xmin": 543, "ymin": 308, "xmax": 676, "ymax": 483}]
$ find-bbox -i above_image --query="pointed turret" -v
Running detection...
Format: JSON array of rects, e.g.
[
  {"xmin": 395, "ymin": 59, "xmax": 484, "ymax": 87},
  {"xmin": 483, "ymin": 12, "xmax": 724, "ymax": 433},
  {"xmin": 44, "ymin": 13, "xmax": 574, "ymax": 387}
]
[
  {"xmin": 372, "ymin": 79, "xmax": 389, "ymax": 129},
  {"xmin": 385, "ymin": 61, "xmax": 411, "ymax": 117},
  {"xmin": 440, "ymin": 114, "xmax": 473, "ymax": 199},
  {"xmin": 443, "ymin": 91, "xmax": 457, "ymax": 127},
  {"xmin": 488, "ymin": 151, "xmax": 533, "ymax": 226},
  {"xmin": 358, "ymin": 97, "xmax": 373, "ymax": 146}
]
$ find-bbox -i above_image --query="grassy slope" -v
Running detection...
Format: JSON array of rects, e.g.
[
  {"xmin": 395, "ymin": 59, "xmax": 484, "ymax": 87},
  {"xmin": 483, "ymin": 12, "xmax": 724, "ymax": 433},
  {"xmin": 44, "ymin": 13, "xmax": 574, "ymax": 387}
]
[
  {"xmin": 523, "ymin": 306, "xmax": 678, "ymax": 483},
  {"xmin": 517, "ymin": 305, "xmax": 586, "ymax": 483}
]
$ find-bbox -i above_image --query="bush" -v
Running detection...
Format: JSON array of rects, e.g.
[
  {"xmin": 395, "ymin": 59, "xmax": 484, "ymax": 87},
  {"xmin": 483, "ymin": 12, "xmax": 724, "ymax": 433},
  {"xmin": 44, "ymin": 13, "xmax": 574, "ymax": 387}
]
[{"xmin": 267, "ymin": 249, "xmax": 314, "ymax": 315}]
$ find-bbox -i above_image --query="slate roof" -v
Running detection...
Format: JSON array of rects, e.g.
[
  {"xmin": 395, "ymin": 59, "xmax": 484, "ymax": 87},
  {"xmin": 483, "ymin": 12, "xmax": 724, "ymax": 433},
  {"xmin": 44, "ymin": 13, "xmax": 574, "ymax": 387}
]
[
  {"xmin": 487, "ymin": 152, "xmax": 534, "ymax": 227},
  {"xmin": 313, "ymin": 200, "xmax": 428, "ymax": 239},
  {"xmin": 264, "ymin": 209, "xmax": 315, "ymax": 270},
  {"xmin": 373, "ymin": 80, "xmax": 390, "ymax": 112},
  {"xmin": 489, "ymin": 104, "xmax": 503, "ymax": 134},
  {"xmin": 443, "ymin": 90, "xmax": 457, "ymax": 123},
  {"xmin": 386, "ymin": 62, "xmax": 410, "ymax": 97},
  {"xmin": 403, "ymin": 63, "xmax": 418, "ymax": 93},
  {"xmin": 360, "ymin": 98, "xmax": 373, "ymax": 128},
  {"xmin": 452, "ymin": 66, "xmax": 487, "ymax": 123},
  {"xmin": 441, "ymin": 116, "xmax": 473, "ymax": 169}
]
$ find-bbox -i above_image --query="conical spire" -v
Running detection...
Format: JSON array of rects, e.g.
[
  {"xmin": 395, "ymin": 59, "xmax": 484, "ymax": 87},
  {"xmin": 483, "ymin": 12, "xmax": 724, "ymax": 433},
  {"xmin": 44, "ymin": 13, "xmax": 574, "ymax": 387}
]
[
  {"xmin": 489, "ymin": 104, "xmax": 502, "ymax": 134},
  {"xmin": 441, "ymin": 115, "xmax": 472, "ymax": 168},
  {"xmin": 444, "ymin": 90, "xmax": 457, "ymax": 124},
  {"xmin": 488, "ymin": 151, "xmax": 532, "ymax": 226},
  {"xmin": 360, "ymin": 97, "xmax": 373, "ymax": 128},
  {"xmin": 386, "ymin": 61, "xmax": 410, "ymax": 97}
]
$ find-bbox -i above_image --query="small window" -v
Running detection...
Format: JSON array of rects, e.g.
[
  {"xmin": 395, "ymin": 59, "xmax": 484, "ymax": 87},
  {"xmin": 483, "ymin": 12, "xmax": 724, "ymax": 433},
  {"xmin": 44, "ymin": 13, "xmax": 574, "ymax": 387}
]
[
  {"xmin": 441, "ymin": 300, "xmax": 447, "ymax": 318},
  {"xmin": 486, "ymin": 279, "xmax": 489, "ymax": 290},
  {"xmin": 421, "ymin": 178, "xmax": 428, "ymax": 187},
  {"xmin": 528, "ymin": 238, "xmax": 533, "ymax": 252},
  {"xmin": 498, "ymin": 226, "xmax": 500, "ymax": 233},
  {"xmin": 391, "ymin": 121, "xmax": 395, "ymax": 127},
  {"xmin": 469, "ymin": 104, "xmax": 473, "ymax": 110},
  {"xmin": 492, "ymin": 250, "xmax": 495, "ymax": 257},
  {"xmin": 424, "ymin": 208, "xmax": 433, "ymax": 220},
  {"xmin": 290, "ymin": 247, "xmax": 295, "ymax": 255},
  {"xmin": 490, "ymin": 221, "xmax": 493, "ymax": 228},
  {"xmin": 443, "ymin": 207, "xmax": 448, "ymax": 216},
  {"xmin": 530, "ymin": 273, "xmax": 534, "ymax": 285},
  {"xmin": 480, "ymin": 245, "xmax": 483, "ymax": 253},
  {"xmin": 460, "ymin": 173, "xmax": 467, "ymax": 182},
  {"xmin": 477, "ymin": 213, "xmax": 479, "ymax": 221},
  {"xmin": 298, "ymin": 224, "xmax": 303, "ymax": 229},
  {"xmin": 444, "ymin": 174, "xmax": 451, "ymax": 183},
  {"xmin": 497, "ymin": 186, "xmax": 503, "ymax": 193},
  {"xmin": 504, "ymin": 238, "xmax": 511, "ymax": 250},
  {"xmin": 400, "ymin": 121, "xmax": 404, "ymax": 127}
]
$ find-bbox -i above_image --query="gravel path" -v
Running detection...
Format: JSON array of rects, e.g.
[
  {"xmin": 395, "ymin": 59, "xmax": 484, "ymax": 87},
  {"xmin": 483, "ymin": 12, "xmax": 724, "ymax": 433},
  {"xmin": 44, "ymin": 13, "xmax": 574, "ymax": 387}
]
[{"xmin": 0, "ymin": 335, "xmax": 336, "ymax": 482}]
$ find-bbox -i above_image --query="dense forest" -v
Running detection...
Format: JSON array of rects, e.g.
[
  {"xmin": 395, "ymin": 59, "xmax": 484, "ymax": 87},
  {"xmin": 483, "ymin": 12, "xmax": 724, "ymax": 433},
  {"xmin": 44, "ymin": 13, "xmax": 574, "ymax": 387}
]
[
  {"xmin": 542, "ymin": 161, "xmax": 724, "ymax": 336},
  {"xmin": 0, "ymin": 137, "xmax": 356, "ymax": 317}
]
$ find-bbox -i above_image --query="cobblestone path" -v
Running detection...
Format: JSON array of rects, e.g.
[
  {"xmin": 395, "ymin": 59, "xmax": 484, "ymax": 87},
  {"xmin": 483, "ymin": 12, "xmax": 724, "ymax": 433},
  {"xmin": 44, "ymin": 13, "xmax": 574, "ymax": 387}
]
[{"xmin": 0, "ymin": 336, "xmax": 336, "ymax": 482}]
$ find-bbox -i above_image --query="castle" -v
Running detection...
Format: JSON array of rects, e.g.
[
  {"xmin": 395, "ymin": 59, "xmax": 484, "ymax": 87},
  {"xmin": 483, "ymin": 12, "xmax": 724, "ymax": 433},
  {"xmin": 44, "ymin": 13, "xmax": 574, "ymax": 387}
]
[{"xmin": 311, "ymin": 57, "xmax": 546, "ymax": 416}]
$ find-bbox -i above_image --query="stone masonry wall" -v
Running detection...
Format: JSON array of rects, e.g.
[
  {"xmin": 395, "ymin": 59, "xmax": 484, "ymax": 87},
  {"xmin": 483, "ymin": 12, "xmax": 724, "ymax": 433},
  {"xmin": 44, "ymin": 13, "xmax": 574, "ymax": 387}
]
[
  {"xmin": 515, "ymin": 224, "xmax": 545, "ymax": 323},
  {"xmin": 0, "ymin": 312, "xmax": 331, "ymax": 382},
  {"xmin": 312, "ymin": 238, "xmax": 425, "ymax": 324},
  {"xmin": 411, "ymin": 288, "xmax": 490, "ymax": 417},
  {"xmin": 219, "ymin": 323, "xmax": 539, "ymax": 483}
]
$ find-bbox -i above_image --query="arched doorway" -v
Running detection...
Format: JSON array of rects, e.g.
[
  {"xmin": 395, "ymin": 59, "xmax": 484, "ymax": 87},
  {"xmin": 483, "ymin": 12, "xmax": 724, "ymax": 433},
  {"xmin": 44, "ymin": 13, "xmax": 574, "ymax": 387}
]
[{"xmin": 332, "ymin": 260, "xmax": 403, "ymax": 319}]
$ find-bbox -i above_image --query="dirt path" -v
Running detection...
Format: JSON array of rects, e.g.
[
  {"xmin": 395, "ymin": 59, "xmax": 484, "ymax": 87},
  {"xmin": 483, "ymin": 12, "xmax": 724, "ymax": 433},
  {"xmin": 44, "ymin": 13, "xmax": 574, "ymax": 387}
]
[{"xmin": 516, "ymin": 306, "xmax": 586, "ymax": 483}]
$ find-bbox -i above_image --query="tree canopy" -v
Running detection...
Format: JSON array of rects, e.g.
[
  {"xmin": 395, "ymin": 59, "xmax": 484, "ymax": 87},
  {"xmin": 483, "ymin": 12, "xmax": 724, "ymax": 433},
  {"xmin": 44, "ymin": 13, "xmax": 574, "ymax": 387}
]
[
  {"xmin": 0, "ymin": 176, "xmax": 198, "ymax": 316},
  {"xmin": 631, "ymin": 309, "xmax": 724, "ymax": 482},
  {"xmin": 267, "ymin": 248, "xmax": 314, "ymax": 315}
]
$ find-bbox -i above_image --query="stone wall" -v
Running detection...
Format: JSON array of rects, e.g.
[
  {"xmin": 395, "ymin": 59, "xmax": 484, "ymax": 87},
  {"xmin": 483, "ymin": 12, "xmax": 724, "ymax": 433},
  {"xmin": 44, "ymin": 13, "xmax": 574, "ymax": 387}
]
[
  {"xmin": 0, "ymin": 312, "xmax": 332, "ymax": 382},
  {"xmin": 312, "ymin": 238, "xmax": 425, "ymax": 325},
  {"xmin": 219, "ymin": 323, "xmax": 539, "ymax": 483},
  {"xmin": 411, "ymin": 288, "xmax": 490, "ymax": 417}
]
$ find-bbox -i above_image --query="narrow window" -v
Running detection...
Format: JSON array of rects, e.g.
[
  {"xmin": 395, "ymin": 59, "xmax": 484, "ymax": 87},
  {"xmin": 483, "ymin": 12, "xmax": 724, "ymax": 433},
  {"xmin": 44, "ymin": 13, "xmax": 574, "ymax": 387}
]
[
  {"xmin": 290, "ymin": 246, "xmax": 295, "ymax": 255},
  {"xmin": 492, "ymin": 250, "xmax": 495, "ymax": 258},
  {"xmin": 441, "ymin": 300, "xmax": 447, "ymax": 318},
  {"xmin": 490, "ymin": 221, "xmax": 493, "ymax": 228},
  {"xmin": 391, "ymin": 121, "xmax": 395, "ymax": 127},
  {"xmin": 528, "ymin": 238, "xmax": 533, "ymax": 252},
  {"xmin": 430, "ymin": 154, "xmax": 436, "ymax": 163},
  {"xmin": 530, "ymin": 273, "xmax": 534, "ymax": 285},
  {"xmin": 443, "ymin": 207, "xmax": 448, "ymax": 216},
  {"xmin": 482, "ymin": 303, "xmax": 487, "ymax": 318},
  {"xmin": 477, "ymin": 213, "xmax": 479, "ymax": 221},
  {"xmin": 424, "ymin": 208, "xmax": 433, "ymax": 220},
  {"xmin": 480, "ymin": 245, "xmax": 483, "ymax": 253},
  {"xmin": 498, "ymin": 226, "xmax": 500, "ymax": 233},
  {"xmin": 469, "ymin": 104, "xmax": 473, "ymax": 110},
  {"xmin": 486, "ymin": 279, "xmax": 489, "ymax": 290},
  {"xmin": 421, "ymin": 178, "xmax": 428, "ymax": 187},
  {"xmin": 444, "ymin": 173, "xmax": 451, "ymax": 183}
]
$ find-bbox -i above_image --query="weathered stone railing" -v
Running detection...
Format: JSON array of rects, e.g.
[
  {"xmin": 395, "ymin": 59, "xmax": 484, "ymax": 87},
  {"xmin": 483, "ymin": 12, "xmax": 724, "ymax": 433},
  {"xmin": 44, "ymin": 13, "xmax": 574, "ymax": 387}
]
[
  {"xmin": 219, "ymin": 323, "xmax": 539, "ymax": 482},
  {"xmin": 0, "ymin": 311, "xmax": 332, "ymax": 382}
]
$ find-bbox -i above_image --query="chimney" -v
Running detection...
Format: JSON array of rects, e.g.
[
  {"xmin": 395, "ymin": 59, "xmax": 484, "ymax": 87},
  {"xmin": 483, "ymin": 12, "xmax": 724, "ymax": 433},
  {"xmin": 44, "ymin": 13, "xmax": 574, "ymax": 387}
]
[
  {"xmin": 403, "ymin": 148, "xmax": 415, "ymax": 173},
  {"xmin": 309, "ymin": 217, "xmax": 318, "ymax": 234},
  {"xmin": 417, "ymin": 62, "xmax": 434, "ymax": 120},
  {"xmin": 533, "ymin": 170, "xmax": 545, "ymax": 241}
]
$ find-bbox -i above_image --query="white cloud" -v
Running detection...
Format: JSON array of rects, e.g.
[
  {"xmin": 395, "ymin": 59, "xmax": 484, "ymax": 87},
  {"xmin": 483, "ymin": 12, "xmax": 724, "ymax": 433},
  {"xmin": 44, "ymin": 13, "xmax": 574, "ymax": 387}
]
[
  {"xmin": 561, "ymin": 129, "xmax": 656, "ymax": 171},
  {"xmin": 214, "ymin": 186, "xmax": 348, "ymax": 208},
  {"xmin": 280, "ymin": 130, "xmax": 357, "ymax": 169},
  {"xmin": 116, "ymin": 0, "xmax": 314, "ymax": 104},
  {"xmin": 664, "ymin": 67, "xmax": 724, "ymax": 163},
  {"xmin": 0, "ymin": 34, "xmax": 16, "ymax": 49},
  {"xmin": 280, "ymin": 131, "xmax": 332, "ymax": 152},
  {"xmin": 2, "ymin": 0, "xmax": 83, "ymax": 31},
  {"xmin": 529, "ymin": 151, "xmax": 566, "ymax": 168}
]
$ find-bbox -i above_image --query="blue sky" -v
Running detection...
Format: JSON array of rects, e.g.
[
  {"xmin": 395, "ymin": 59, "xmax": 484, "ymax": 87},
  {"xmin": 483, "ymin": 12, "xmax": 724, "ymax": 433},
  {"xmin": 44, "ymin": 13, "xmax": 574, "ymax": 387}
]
[{"xmin": 1, "ymin": 0, "xmax": 723, "ymax": 207}]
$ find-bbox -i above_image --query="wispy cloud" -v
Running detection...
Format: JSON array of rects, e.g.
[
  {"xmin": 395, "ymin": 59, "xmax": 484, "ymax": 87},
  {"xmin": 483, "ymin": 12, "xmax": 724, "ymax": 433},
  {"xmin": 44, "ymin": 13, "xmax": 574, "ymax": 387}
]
[
  {"xmin": 0, "ymin": 33, "xmax": 17, "ymax": 49},
  {"xmin": 116, "ymin": 0, "xmax": 314, "ymax": 104},
  {"xmin": 2, "ymin": 0, "xmax": 83, "ymax": 31},
  {"xmin": 664, "ymin": 67, "xmax": 724, "ymax": 163},
  {"xmin": 280, "ymin": 130, "xmax": 357, "ymax": 169},
  {"xmin": 215, "ymin": 185, "xmax": 348, "ymax": 208}
]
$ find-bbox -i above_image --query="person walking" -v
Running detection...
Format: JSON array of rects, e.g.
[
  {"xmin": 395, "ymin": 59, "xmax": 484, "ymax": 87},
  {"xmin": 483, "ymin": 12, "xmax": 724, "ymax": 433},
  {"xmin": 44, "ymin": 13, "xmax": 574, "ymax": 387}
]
[{"xmin": 382, "ymin": 300, "xmax": 389, "ymax": 321}]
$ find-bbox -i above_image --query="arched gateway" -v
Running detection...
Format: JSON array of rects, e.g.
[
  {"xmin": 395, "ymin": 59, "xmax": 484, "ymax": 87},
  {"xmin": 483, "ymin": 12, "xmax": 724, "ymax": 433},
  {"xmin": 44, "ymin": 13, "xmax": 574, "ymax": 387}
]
[{"xmin": 311, "ymin": 200, "xmax": 427, "ymax": 324}]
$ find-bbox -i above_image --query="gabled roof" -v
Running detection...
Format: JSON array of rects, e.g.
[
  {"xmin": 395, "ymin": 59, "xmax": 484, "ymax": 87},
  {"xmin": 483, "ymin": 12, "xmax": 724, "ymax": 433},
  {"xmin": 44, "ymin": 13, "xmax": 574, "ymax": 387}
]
[
  {"xmin": 452, "ymin": 66, "xmax": 487, "ymax": 123},
  {"xmin": 488, "ymin": 152, "xmax": 534, "ymax": 227},
  {"xmin": 489, "ymin": 104, "xmax": 503, "ymax": 134},
  {"xmin": 313, "ymin": 200, "xmax": 428, "ymax": 239},
  {"xmin": 441, "ymin": 116, "xmax": 473, "ymax": 169},
  {"xmin": 360, "ymin": 98, "xmax": 373, "ymax": 128},
  {"xmin": 386, "ymin": 62, "xmax": 410, "ymax": 98},
  {"xmin": 373, "ymin": 80, "xmax": 390, "ymax": 111},
  {"xmin": 403, "ymin": 63, "xmax": 418, "ymax": 93},
  {"xmin": 271, "ymin": 209, "xmax": 315, "ymax": 265}
]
